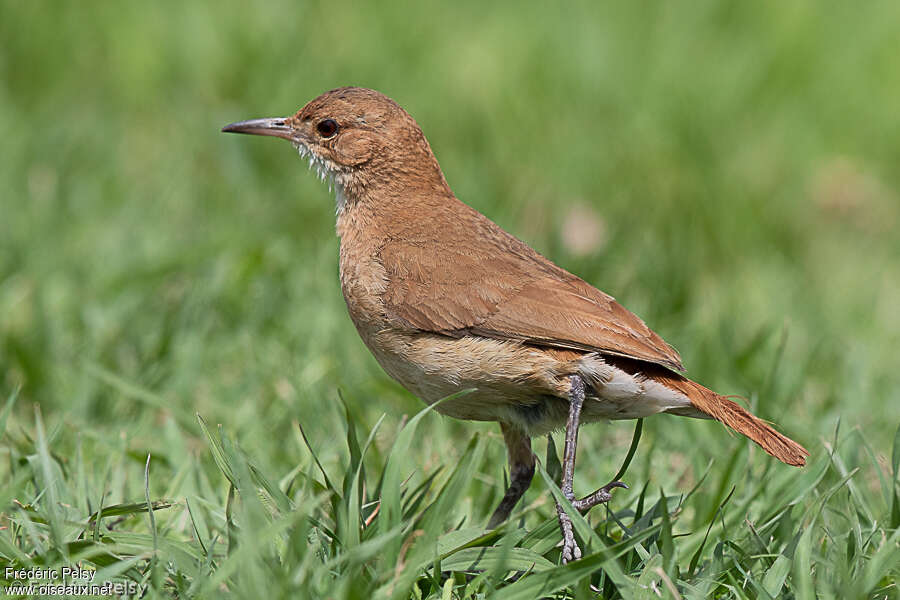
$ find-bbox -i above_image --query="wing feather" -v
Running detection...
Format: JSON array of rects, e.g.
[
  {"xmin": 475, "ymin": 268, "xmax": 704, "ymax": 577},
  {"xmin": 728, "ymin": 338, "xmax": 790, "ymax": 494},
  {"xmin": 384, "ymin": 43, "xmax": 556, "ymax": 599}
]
[{"xmin": 377, "ymin": 200, "xmax": 684, "ymax": 371}]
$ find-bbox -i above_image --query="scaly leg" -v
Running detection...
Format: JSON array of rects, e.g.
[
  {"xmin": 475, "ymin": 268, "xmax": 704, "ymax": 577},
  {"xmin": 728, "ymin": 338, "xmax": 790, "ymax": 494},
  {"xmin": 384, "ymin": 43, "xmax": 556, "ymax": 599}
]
[
  {"xmin": 487, "ymin": 423, "xmax": 535, "ymax": 529},
  {"xmin": 557, "ymin": 375, "xmax": 627, "ymax": 562}
]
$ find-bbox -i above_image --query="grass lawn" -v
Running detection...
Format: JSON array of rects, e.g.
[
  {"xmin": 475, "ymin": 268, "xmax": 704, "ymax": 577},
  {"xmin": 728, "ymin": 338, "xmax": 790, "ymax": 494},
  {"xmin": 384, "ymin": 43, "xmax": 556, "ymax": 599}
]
[{"xmin": 2, "ymin": 1, "xmax": 900, "ymax": 597}]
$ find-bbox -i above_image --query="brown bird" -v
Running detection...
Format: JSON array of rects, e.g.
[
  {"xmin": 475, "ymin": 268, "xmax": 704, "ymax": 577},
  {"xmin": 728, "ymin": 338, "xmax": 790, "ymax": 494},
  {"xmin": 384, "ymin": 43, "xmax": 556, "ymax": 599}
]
[{"xmin": 223, "ymin": 87, "xmax": 808, "ymax": 561}]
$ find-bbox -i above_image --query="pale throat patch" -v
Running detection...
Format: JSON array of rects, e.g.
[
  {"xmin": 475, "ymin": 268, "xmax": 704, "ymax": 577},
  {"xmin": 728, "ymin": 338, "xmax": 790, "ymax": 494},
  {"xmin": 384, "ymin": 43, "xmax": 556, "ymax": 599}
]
[
  {"xmin": 292, "ymin": 140, "xmax": 347, "ymax": 212},
  {"xmin": 333, "ymin": 181, "xmax": 347, "ymax": 212}
]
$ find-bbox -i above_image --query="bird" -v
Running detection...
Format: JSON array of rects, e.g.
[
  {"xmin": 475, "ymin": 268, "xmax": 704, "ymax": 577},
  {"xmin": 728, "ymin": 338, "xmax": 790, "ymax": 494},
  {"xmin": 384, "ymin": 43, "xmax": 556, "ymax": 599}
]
[{"xmin": 222, "ymin": 87, "xmax": 808, "ymax": 562}]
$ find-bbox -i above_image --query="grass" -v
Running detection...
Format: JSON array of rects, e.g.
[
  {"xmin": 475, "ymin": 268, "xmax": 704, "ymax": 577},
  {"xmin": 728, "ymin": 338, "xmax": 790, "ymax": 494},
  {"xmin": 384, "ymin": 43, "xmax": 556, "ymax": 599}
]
[{"xmin": 2, "ymin": 0, "xmax": 900, "ymax": 597}]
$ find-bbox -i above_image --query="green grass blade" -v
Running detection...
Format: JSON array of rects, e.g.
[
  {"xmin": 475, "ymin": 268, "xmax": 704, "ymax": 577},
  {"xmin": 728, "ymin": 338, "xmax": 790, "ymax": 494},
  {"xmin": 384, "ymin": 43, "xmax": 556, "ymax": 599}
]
[
  {"xmin": 891, "ymin": 423, "xmax": 900, "ymax": 528},
  {"xmin": 612, "ymin": 418, "xmax": 643, "ymax": 482},
  {"xmin": 378, "ymin": 390, "xmax": 472, "ymax": 562},
  {"xmin": 0, "ymin": 386, "xmax": 18, "ymax": 438}
]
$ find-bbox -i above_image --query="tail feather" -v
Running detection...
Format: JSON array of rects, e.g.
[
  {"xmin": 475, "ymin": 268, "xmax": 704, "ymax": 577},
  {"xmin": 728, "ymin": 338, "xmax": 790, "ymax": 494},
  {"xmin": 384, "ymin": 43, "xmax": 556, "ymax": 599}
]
[
  {"xmin": 678, "ymin": 379, "xmax": 809, "ymax": 467},
  {"xmin": 604, "ymin": 356, "xmax": 809, "ymax": 466}
]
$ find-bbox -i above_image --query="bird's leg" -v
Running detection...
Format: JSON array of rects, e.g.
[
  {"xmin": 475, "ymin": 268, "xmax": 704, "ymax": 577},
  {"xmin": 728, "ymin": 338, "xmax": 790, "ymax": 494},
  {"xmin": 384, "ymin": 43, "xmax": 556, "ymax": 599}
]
[
  {"xmin": 557, "ymin": 374, "xmax": 626, "ymax": 562},
  {"xmin": 557, "ymin": 375, "xmax": 585, "ymax": 561},
  {"xmin": 487, "ymin": 423, "xmax": 535, "ymax": 529}
]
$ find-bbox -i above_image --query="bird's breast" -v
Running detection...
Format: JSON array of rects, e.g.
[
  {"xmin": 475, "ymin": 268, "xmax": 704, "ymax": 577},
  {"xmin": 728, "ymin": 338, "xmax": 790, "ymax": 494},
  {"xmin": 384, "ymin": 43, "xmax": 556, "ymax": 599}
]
[{"xmin": 339, "ymin": 244, "xmax": 387, "ymax": 328}]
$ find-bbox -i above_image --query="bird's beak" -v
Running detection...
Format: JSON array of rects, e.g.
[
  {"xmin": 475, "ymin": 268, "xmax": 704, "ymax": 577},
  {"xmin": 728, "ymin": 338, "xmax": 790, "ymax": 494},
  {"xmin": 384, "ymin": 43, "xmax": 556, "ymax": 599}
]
[{"xmin": 221, "ymin": 117, "xmax": 294, "ymax": 141}]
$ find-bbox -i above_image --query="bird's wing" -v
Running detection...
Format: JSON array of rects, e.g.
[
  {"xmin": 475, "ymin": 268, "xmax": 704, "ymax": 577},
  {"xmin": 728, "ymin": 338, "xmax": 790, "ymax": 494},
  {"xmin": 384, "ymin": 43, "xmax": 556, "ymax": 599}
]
[
  {"xmin": 467, "ymin": 275, "xmax": 684, "ymax": 371},
  {"xmin": 378, "ymin": 204, "xmax": 684, "ymax": 371}
]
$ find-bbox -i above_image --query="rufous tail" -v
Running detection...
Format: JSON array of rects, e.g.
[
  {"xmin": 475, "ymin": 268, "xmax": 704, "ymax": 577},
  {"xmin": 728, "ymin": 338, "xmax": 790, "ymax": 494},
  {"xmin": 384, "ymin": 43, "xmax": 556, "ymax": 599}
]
[
  {"xmin": 681, "ymin": 378, "xmax": 808, "ymax": 466},
  {"xmin": 603, "ymin": 356, "xmax": 809, "ymax": 466}
]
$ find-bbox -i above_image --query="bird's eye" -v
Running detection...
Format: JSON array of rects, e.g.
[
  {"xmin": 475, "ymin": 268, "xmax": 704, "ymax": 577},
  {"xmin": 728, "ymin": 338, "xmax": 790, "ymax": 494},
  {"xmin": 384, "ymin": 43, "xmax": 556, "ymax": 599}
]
[{"xmin": 316, "ymin": 119, "xmax": 339, "ymax": 138}]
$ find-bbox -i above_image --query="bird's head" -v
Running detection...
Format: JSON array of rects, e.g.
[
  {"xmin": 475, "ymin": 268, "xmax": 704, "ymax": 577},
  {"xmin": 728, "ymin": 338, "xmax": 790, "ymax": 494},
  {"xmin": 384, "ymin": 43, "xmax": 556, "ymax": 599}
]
[{"xmin": 223, "ymin": 87, "xmax": 448, "ymax": 210}]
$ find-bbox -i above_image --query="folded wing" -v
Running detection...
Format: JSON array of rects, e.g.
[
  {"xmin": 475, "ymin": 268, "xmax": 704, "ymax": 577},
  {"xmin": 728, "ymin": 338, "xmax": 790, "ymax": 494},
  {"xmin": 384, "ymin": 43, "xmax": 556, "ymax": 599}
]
[{"xmin": 378, "ymin": 202, "xmax": 683, "ymax": 371}]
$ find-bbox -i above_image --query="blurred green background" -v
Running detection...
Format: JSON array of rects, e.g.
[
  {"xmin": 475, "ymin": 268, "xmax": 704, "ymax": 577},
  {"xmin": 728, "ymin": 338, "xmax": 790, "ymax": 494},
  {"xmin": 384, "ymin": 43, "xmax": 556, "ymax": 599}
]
[{"xmin": 2, "ymin": 0, "xmax": 899, "ymax": 573}]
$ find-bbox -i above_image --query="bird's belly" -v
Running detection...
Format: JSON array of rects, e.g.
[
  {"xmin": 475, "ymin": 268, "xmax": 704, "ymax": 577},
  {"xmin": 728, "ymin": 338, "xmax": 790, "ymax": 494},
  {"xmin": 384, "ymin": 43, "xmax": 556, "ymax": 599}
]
[
  {"xmin": 352, "ymin": 327, "xmax": 695, "ymax": 435},
  {"xmin": 358, "ymin": 328, "xmax": 569, "ymax": 423}
]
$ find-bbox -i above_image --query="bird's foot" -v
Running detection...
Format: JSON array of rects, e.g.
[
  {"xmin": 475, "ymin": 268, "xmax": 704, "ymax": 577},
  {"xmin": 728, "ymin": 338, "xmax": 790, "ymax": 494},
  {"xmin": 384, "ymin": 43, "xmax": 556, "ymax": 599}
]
[
  {"xmin": 557, "ymin": 505, "xmax": 582, "ymax": 563},
  {"xmin": 556, "ymin": 480, "xmax": 627, "ymax": 563},
  {"xmin": 573, "ymin": 480, "xmax": 628, "ymax": 512}
]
